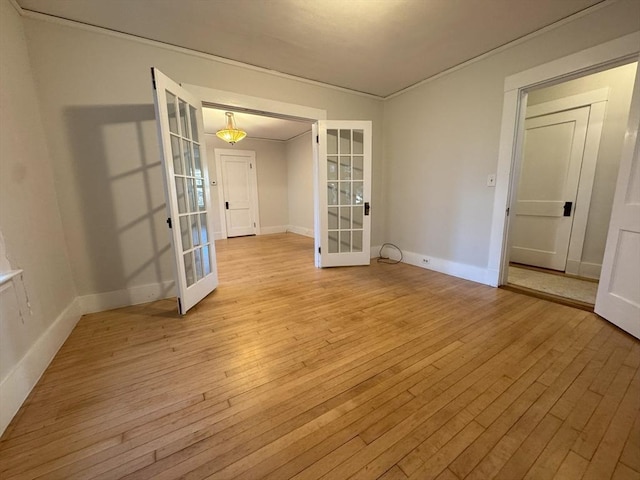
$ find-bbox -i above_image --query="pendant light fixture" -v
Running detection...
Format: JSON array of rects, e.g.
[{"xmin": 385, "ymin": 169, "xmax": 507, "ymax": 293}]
[{"xmin": 216, "ymin": 112, "xmax": 247, "ymax": 145}]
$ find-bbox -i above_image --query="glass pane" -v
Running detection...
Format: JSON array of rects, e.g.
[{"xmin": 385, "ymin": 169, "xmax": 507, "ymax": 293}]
[
  {"xmin": 189, "ymin": 106, "xmax": 199, "ymax": 142},
  {"xmin": 328, "ymin": 231, "xmax": 339, "ymax": 253},
  {"xmin": 340, "ymin": 156, "xmax": 351, "ymax": 180},
  {"xmin": 166, "ymin": 91, "xmax": 178, "ymax": 134},
  {"xmin": 353, "ymin": 156, "xmax": 363, "ymax": 181},
  {"xmin": 339, "ymin": 130, "xmax": 351, "ymax": 154},
  {"xmin": 196, "ymin": 178, "xmax": 205, "ymax": 211},
  {"xmin": 340, "ymin": 231, "xmax": 351, "ymax": 253},
  {"xmin": 327, "ymin": 156, "xmax": 338, "ymax": 181},
  {"xmin": 200, "ymin": 213, "xmax": 209, "ymax": 244},
  {"xmin": 179, "ymin": 215, "xmax": 191, "ymax": 251},
  {"xmin": 202, "ymin": 245, "xmax": 211, "ymax": 276},
  {"xmin": 171, "ymin": 135, "xmax": 183, "ymax": 175},
  {"xmin": 175, "ymin": 177, "xmax": 187, "ymax": 214},
  {"xmin": 183, "ymin": 140, "xmax": 194, "ymax": 176},
  {"xmin": 184, "ymin": 252, "xmax": 195, "ymax": 286},
  {"xmin": 353, "ymin": 130, "xmax": 364, "ymax": 154},
  {"xmin": 340, "ymin": 182, "xmax": 351, "ymax": 205},
  {"xmin": 193, "ymin": 144, "xmax": 202, "ymax": 177},
  {"xmin": 352, "ymin": 230, "xmax": 363, "ymax": 252},
  {"xmin": 353, "ymin": 182, "xmax": 364, "ymax": 205},
  {"xmin": 194, "ymin": 248, "xmax": 203, "ymax": 280},
  {"xmin": 328, "ymin": 207, "xmax": 338, "ymax": 230},
  {"xmin": 327, "ymin": 182, "xmax": 338, "ymax": 206},
  {"xmin": 340, "ymin": 207, "xmax": 351, "ymax": 229},
  {"xmin": 353, "ymin": 206, "xmax": 363, "ymax": 228},
  {"xmin": 327, "ymin": 129, "xmax": 338, "ymax": 155},
  {"xmin": 179, "ymin": 100, "xmax": 189, "ymax": 139},
  {"xmin": 191, "ymin": 214, "xmax": 200, "ymax": 246},
  {"xmin": 186, "ymin": 178, "xmax": 197, "ymax": 212}
]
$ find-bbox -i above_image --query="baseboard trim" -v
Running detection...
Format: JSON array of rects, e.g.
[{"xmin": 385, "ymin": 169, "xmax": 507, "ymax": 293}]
[
  {"xmin": 402, "ymin": 250, "xmax": 492, "ymax": 286},
  {"xmin": 0, "ymin": 297, "xmax": 82, "ymax": 435},
  {"xmin": 260, "ymin": 225, "xmax": 288, "ymax": 235},
  {"xmin": 286, "ymin": 225, "xmax": 314, "ymax": 238},
  {"xmin": 78, "ymin": 280, "xmax": 175, "ymax": 314},
  {"xmin": 566, "ymin": 259, "xmax": 601, "ymax": 279}
]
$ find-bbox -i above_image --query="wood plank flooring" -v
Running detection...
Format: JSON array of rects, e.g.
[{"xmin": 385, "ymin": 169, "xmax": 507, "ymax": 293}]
[{"xmin": 1, "ymin": 233, "xmax": 638, "ymax": 479}]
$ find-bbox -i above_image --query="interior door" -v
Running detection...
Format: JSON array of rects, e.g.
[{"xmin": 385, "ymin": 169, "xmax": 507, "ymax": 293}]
[
  {"xmin": 595, "ymin": 64, "xmax": 640, "ymax": 339},
  {"xmin": 220, "ymin": 152, "xmax": 257, "ymax": 237},
  {"xmin": 317, "ymin": 121, "xmax": 372, "ymax": 267},
  {"xmin": 151, "ymin": 68, "xmax": 218, "ymax": 315},
  {"xmin": 510, "ymin": 107, "xmax": 589, "ymax": 271}
]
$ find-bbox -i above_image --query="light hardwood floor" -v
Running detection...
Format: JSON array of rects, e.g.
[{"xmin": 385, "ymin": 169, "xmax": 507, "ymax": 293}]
[{"xmin": 1, "ymin": 233, "xmax": 638, "ymax": 479}]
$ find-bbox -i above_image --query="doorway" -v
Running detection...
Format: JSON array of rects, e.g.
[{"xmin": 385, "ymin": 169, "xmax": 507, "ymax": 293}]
[{"xmin": 506, "ymin": 62, "xmax": 637, "ymax": 307}]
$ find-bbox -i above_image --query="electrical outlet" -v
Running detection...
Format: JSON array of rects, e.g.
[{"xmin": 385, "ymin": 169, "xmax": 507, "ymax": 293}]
[{"xmin": 422, "ymin": 257, "xmax": 430, "ymax": 265}]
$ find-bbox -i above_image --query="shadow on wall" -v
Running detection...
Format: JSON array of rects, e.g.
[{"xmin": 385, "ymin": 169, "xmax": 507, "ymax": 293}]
[{"xmin": 64, "ymin": 105, "xmax": 174, "ymax": 300}]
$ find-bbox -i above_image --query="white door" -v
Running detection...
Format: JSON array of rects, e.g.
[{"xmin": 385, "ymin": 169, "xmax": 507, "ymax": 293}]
[
  {"xmin": 510, "ymin": 107, "xmax": 589, "ymax": 271},
  {"xmin": 216, "ymin": 150, "xmax": 258, "ymax": 238},
  {"xmin": 151, "ymin": 68, "xmax": 218, "ymax": 315},
  {"xmin": 595, "ymin": 65, "xmax": 640, "ymax": 339},
  {"xmin": 317, "ymin": 121, "xmax": 372, "ymax": 267}
]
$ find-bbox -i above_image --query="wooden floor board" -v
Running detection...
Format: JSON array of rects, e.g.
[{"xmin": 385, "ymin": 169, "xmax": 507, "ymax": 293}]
[{"xmin": 0, "ymin": 233, "xmax": 638, "ymax": 480}]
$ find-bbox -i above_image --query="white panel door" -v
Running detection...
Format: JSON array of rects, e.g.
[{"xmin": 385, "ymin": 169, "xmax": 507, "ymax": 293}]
[
  {"xmin": 317, "ymin": 121, "xmax": 372, "ymax": 267},
  {"xmin": 151, "ymin": 68, "xmax": 218, "ymax": 315},
  {"xmin": 220, "ymin": 152, "xmax": 257, "ymax": 237},
  {"xmin": 596, "ymin": 65, "xmax": 640, "ymax": 339},
  {"xmin": 511, "ymin": 107, "xmax": 589, "ymax": 271}
]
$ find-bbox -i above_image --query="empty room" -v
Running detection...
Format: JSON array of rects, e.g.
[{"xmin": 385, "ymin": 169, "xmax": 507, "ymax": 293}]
[{"xmin": 1, "ymin": 0, "xmax": 639, "ymax": 479}]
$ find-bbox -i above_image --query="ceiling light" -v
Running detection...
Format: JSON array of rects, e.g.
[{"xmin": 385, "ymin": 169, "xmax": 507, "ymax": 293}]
[{"xmin": 216, "ymin": 112, "xmax": 247, "ymax": 145}]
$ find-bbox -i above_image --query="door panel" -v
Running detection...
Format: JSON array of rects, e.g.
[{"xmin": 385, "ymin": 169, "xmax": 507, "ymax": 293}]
[
  {"xmin": 151, "ymin": 68, "xmax": 218, "ymax": 315},
  {"xmin": 510, "ymin": 107, "xmax": 589, "ymax": 271},
  {"xmin": 596, "ymin": 63, "xmax": 640, "ymax": 339},
  {"xmin": 317, "ymin": 121, "xmax": 371, "ymax": 267},
  {"xmin": 219, "ymin": 152, "xmax": 257, "ymax": 237}
]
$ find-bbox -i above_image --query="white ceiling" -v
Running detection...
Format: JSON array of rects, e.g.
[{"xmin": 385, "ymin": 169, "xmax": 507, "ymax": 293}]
[
  {"xmin": 18, "ymin": 0, "xmax": 604, "ymax": 98},
  {"xmin": 203, "ymin": 108, "xmax": 311, "ymax": 142}
]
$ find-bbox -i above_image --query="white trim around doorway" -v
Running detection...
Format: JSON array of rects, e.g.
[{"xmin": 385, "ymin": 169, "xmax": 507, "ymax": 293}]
[{"xmin": 487, "ymin": 31, "xmax": 640, "ymax": 287}]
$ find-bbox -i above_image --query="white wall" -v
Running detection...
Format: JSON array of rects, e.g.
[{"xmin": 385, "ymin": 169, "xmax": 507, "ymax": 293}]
[
  {"xmin": 0, "ymin": 0, "xmax": 79, "ymax": 434},
  {"xmin": 205, "ymin": 135, "xmax": 289, "ymax": 236},
  {"xmin": 527, "ymin": 62, "xmax": 637, "ymax": 270},
  {"xmin": 22, "ymin": 15, "xmax": 384, "ymax": 298},
  {"xmin": 383, "ymin": 0, "xmax": 640, "ymax": 281},
  {"xmin": 286, "ymin": 132, "xmax": 315, "ymax": 236}
]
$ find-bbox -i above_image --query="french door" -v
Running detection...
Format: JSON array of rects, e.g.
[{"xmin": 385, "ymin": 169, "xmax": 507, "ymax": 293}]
[
  {"xmin": 151, "ymin": 68, "xmax": 218, "ymax": 315},
  {"xmin": 595, "ymin": 64, "xmax": 640, "ymax": 339},
  {"xmin": 316, "ymin": 121, "xmax": 372, "ymax": 267}
]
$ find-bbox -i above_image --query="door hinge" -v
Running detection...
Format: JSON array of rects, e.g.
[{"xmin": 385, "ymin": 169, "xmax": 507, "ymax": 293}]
[
  {"xmin": 250, "ymin": 163, "xmax": 253, "ymax": 169},
  {"xmin": 506, "ymin": 207, "xmax": 510, "ymax": 217},
  {"xmin": 563, "ymin": 201, "xmax": 573, "ymax": 217},
  {"xmin": 225, "ymin": 201, "xmax": 229, "ymax": 210},
  {"xmin": 177, "ymin": 297, "xmax": 182, "ymax": 315},
  {"xmin": 364, "ymin": 202, "xmax": 371, "ymax": 216},
  {"xmin": 166, "ymin": 217, "xmax": 172, "ymax": 228},
  {"xmin": 316, "ymin": 135, "xmax": 319, "ymax": 143},
  {"xmin": 253, "ymin": 222, "xmax": 256, "ymax": 227},
  {"xmin": 318, "ymin": 247, "xmax": 321, "ymax": 254},
  {"xmin": 151, "ymin": 67, "xmax": 156, "ymax": 90}
]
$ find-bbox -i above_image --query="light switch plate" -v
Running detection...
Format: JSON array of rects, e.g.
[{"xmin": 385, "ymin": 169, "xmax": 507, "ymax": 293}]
[{"xmin": 487, "ymin": 174, "xmax": 496, "ymax": 187}]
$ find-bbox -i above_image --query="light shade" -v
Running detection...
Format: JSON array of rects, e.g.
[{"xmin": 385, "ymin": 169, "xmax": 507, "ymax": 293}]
[{"xmin": 216, "ymin": 112, "xmax": 247, "ymax": 145}]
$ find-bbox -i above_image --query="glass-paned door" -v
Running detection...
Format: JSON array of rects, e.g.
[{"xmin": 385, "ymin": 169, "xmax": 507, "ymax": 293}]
[
  {"xmin": 151, "ymin": 68, "xmax": 218, "ymax": 314},
  {"xmin": 317, "ymin": 121, "xmax": 372, "ymax": 267}
]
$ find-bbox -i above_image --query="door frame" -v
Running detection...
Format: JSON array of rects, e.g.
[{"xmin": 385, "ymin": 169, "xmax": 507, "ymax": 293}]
[
  {"xmin": 488, "ymin": 32, "xmax": 640, "ymax": 287},
  {"xmin": 214, "ymin": 148, "xmax": 260, "ymax": 238},
  {"xmin": 183, "ymin": 84, "xmax": 326, "ymax": 259},
  {"xmin": 516, "ymin": 88, "xmax": 608, "ymax": 277}
]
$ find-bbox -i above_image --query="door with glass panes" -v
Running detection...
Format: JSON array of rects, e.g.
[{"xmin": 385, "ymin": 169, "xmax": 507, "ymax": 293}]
[
  {"xmin": 317, "ymin": 121, "xmax": 372, "ymax": 267},
  {"xmin": 151, "ymin": 68, "xmax": 218, "ymax": 315}
]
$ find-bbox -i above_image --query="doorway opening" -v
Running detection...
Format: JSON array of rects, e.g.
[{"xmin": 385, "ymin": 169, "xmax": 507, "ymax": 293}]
[{"xmin": 506, "ymin": 62, "xmax": 637, "ymax": 308}]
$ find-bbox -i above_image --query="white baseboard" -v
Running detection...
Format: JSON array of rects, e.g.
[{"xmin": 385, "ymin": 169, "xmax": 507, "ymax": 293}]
[
  {"xmin": 213, "ymin": 231, "xmax": 225, "ymax": 240},
  {"xmin": 78, "ymin": 280, "xmax": 175, "ymax": 314},
  {"xmin": 370, "ymin": 244, "xmax": 382, "ymax": 259},
  {"xmin": 0, "ymin": 297, "xmax": 82, "ymax": 436},
  {"xmin": 260, "ymin": 225, "xmax": 288, "ymax": 235},
  {"xmin": 402, "ymin": 249, "xmax": 492, "ymax": 286},
  {"xmin": 566, "ymin": 259, "xmax": 601, "ymax": 279},
  {"xmin": 286, "ymin": 225, "xmax": 314, "ymax": 238}
]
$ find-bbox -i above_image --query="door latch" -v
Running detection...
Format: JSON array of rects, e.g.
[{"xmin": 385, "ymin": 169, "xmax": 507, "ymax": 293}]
[
  {"xmin": 563, "ymin": 201, "xmax": 573, "ymax": 217},
  {"xmin": 364, "ymin": 202, "xmax": 370, "ymax": 216}
]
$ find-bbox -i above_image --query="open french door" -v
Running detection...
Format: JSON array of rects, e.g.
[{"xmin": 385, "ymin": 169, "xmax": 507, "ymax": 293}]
[
  {"xmin": 316, "ymin": 121, "xmax": 372, "ymax": 267},
  {"xmin": 151, "ymin": 68, "xmax": 218, "ymax": 315},
  {"xmin": 595, "ymin": 63, "xmax": 640, "ymax": 339}
]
